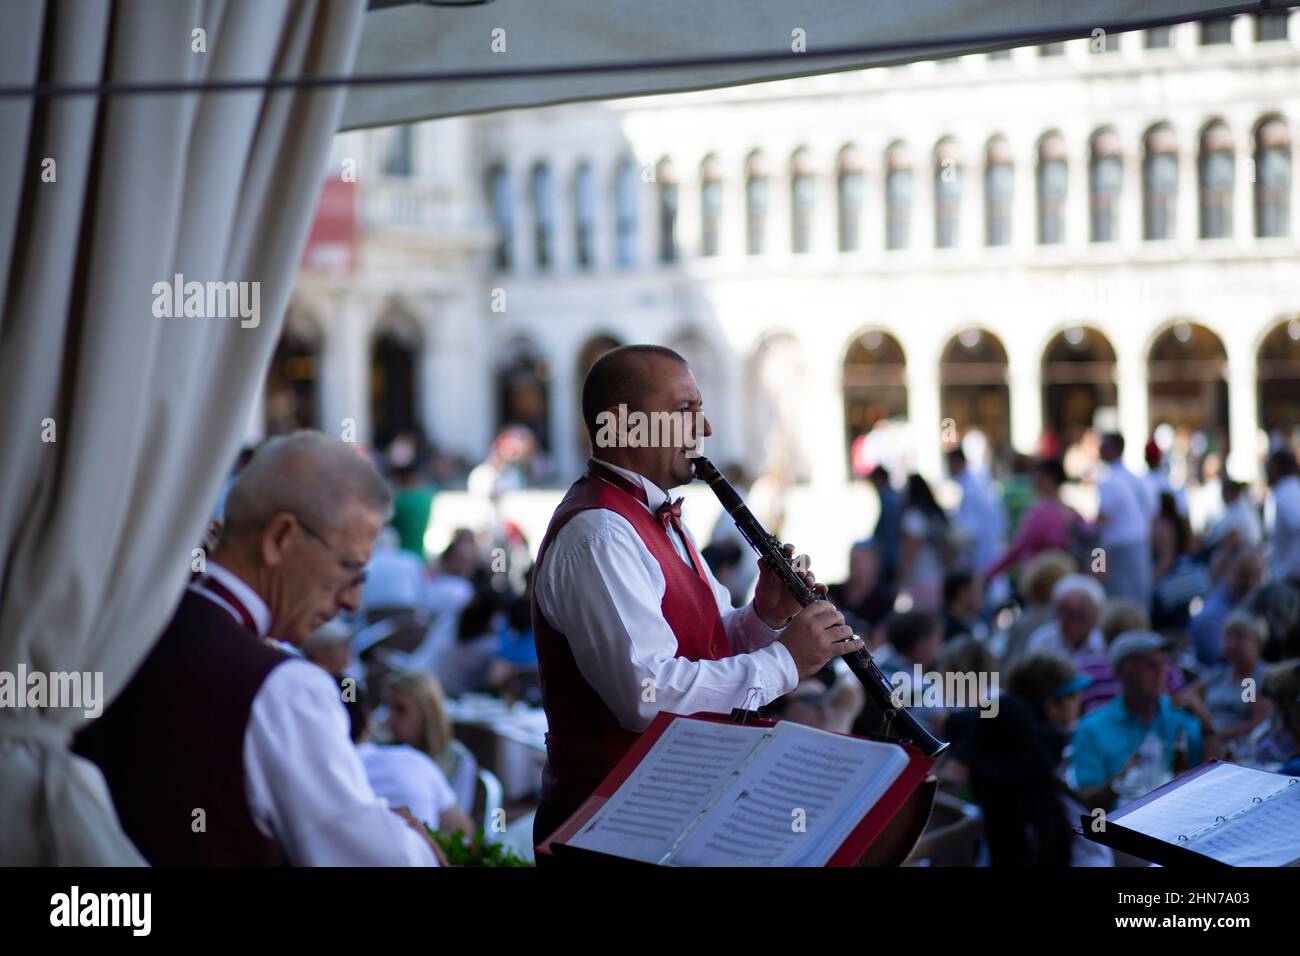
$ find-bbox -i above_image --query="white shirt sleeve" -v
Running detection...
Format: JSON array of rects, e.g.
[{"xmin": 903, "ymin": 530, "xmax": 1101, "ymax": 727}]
[
  {"xmin": 536, "ymin": 509, "xmax": 798, "ymax": 733},
  {"xmin": 244, "ymin": 659, "xmax": 438, "ymax": 866},
  {"xmin": 680, "ymin": 520, "xmax": 786, "ymax": 655}
]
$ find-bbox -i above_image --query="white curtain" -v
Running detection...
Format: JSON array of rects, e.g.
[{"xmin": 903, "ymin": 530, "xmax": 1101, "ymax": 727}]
[
  {"xmin": 0, "ymin": 0, "xmax": 365, "ymax": 865},
  {"xmin": 342, "ymin": 0, "xmax": 1272, "ymax": 130}
]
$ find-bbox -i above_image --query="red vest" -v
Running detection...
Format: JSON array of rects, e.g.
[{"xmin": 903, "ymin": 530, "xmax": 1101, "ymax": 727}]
[{"xmin": 531, "ymin": 463, "xmax": 731, "ymax": 816}]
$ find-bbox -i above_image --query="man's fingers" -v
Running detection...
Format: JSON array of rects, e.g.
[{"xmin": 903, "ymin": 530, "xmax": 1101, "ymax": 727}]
[
  {"xmin": 800, "ymin": 601, "xmax": 839, "ymax": 622},
  {"xmin": 829, "ymin": 635, "xmax": 865, "ymax": 656}
]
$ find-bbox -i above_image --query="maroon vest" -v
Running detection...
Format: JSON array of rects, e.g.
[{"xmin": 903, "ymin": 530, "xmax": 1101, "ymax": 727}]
[
  {"xmin": 532, "ymin": 464, "xmax": 731, "ymax": 817},
  {"xmin": 74, "ymin": 588, "xmax": 289, "ymax": 866}
]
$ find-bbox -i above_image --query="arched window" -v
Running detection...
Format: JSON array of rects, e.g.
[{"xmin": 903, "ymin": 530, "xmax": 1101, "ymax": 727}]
[
  {"xmin": 837, "ymin": 145, "xmax": 864, "ymax": 252},
  {"xmin": 614, "ymin": 157, "xmax": 638, "ymax": 268},
  {"xmin": 700, "ymin": 154, "xmax": 722, "ymax": 257},
  {"xmin": 745, "ymin": 151, "xmax": 769, "ymax": 255},
  {"xmin": 530, "ymin": 162, "xmax": 554, "ymax": 269},
  {"xmin": 934, "ymin": 138, "xmax": 962, "ymax": 248},
  {"xmin": 940, "ymin": 329, "xmax": 1011, "ymax": 460},
  {"xmin": 1089, "ymin": 129, "xmax": 1123, "ymax": 243},
  {"xmin": 984, "ymin": 136, "xmax": 1013, "ymax": 246},
  {"xmin": 790, "ymin": 148, "xmax": 815, "ymax": 254},
  {"xmin": 1142, "ymin": 125, "xmax": 1178, "ymax": 240},
  {"xmin": 487, "ymin": 164, "xmax": 513, "ymax": 270},
  {"xmin": 1145, "ymin": 26, "xmax": 1173, "ymax": 48},
  {"xmin": 842, "ymin": 330, "xmax": 908, "ymax": 476},
  {"xmin": 885, "ymin": 142, "xmax": 913, "ymax": 250},
  {"xmin": 1255, "ymin": 117, "xmax": 1291, "ymax": 238},
  {"xmin": 383, "ymin": 125, "xmax": 414, "ymax": 178},
  {"xmin": 573, "ymin": 162, "xmax": 596, "ymax": 269},
  {"xmin": 1199, "ymin": 122, "xmax": 1235, "ymax": 239},
  {"xmin": 1041, "ymin": 326, "xmax": 1118, "ymax": 448},
  {"xmin": 1257, "ymin": 318, "xmax": 1300, "ymax": 433},
  {"xmin": 1256, "ymin": 10, "xmax": 1290, "ymax": 41},
  {"xmin": 497, "ymin": 338, "xmax": 552, "ymax": 458},
  {"xmin": 747, "ymin": 334, "xmax": 810, "ymax": 483},
  {"xmin": 265, "ymin": 305, "xmax": 322, "ymax": 436},
  {"xmin": 1148, "ymin": 322, "xmax": 1229, "ymax": 450},
  {"xmin": 370, "ymin": 306, "xmax": 424, "ymax": 451},
  {"xmin": 1200, "ymin": 18, "xmax": 1233, "ymax": 45},
  {"xmin": 1037, "ymin": 133, "xmax": 1068, "ymax": 244},
  {"xmin": 657, "ymin": 157, "xmax": 678, "ymax": 264}
]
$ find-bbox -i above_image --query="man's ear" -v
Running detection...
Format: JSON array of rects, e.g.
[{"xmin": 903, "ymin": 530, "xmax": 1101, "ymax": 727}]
[
  {"xmin": 592, "ymin": 402, "xmax": 625, "ymax": 453},
  {"xmin": 261, "ymin": 513, "xmax": 296, "ymax": 568}
]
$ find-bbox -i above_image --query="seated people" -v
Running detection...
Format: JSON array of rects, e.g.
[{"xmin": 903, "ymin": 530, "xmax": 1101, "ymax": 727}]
[
  {"xmin": 340, "ymin": 677, "xmax": 475, "ymax": 837},
  {"xmin": 1251, "ymin": 659, "xmax": 1300, "ymax": 773},
  {"xmin": 947, "ymin": 693, "xmax": 1110, "ymax": 867},
  {"xmin": 1070, "ymin": 631, "xmax": 1218, "ymax": 809},
  {"xmin": 383, "ymin": 670, "xmax": 479, "ymax": 814},
  {"xmin": 991, "ymin": 549, "xmax": 1074, "ymax": 666},
  {"xmin": 1174, "ymin": 610, "xmax": 1271, "ymax": 744},
  {"xmin": 1025, "ymin": 574, "xmax": 1105, "ymax": 669},
  {"xmin": 862, "ymin": 611, "xmax": 943, "ymax": 737}
]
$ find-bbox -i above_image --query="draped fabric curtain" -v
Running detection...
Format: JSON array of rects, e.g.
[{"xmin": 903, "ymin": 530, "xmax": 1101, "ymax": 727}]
[{"xmin": 0, "ymin": 0, "xmax": 365, "ymax": 865}]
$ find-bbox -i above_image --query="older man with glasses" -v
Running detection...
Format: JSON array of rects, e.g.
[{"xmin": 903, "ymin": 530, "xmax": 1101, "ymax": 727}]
[{"xmin": 74, "ymin": 431, "xmax": 440, "ymax": 866}]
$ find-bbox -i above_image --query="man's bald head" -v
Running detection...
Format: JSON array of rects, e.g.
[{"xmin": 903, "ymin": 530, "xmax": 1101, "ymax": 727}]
[
  {"xmin": 222, "ymin": 431, "xmax": 392, "ymax": 543},
  {"xmin": 581, "ymin": 344, "xmax": 688, "ymax": 445}
]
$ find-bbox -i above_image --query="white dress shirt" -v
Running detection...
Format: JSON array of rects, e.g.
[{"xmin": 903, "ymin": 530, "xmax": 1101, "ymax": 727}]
[
  {"xmin": 194, "ymin": 563, "xmax": 437, "ymax": 866},
  {"xmin": 1097, "ymin": 461, "xmax": 1151, "ymax": 547},
  {"xmin": 357, "ymin": 742, "xmax": 459, "ymax": 829},
  {"xmin": 535, "ymin": 459, "xmax": 799, "ymax": 732},
  {"xmin": 1269, "ymin": 475, "xmax": 1300, "ymax": 580},
  {"xmin": 1025, "ymin": 620, "xmax": 1105, "ymax": 665}
]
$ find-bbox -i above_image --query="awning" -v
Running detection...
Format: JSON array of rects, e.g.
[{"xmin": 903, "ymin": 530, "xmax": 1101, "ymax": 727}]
[{"xmin": 341, "ymin": 0, "xmax": 1294, "ymax": 130}]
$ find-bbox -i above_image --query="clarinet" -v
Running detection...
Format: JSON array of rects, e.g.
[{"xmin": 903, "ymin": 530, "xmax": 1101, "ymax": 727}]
[{"xmin": 692, "ymin": 454, "xmax": 949, "ymax": 757}]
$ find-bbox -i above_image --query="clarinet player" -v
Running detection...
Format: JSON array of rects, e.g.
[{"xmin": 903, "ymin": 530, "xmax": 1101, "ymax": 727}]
[{"xmin": 531, "ymin": 344, "xmax": 862, "ymax": 849}]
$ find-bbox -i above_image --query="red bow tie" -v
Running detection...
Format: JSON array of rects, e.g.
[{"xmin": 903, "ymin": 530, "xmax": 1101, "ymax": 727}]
[{"xmin": 656, "ymin": 497, "xmax": 684, "ymax": 533}]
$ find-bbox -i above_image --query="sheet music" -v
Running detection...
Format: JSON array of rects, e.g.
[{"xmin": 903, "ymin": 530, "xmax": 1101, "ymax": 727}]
[
  {"xmin": 567, "ymin": 718, "xmax": 766, "ymax": 864},
  {"xmin": 668, "ymin": 723, "xmax": 909, "ymax": 867},
  {"xmin": 1184, "ymin": 781, "xmax": 1300, "ymax": 866},
  {"xmin": 1114, "ymin": 762, "xmax": 1285, "ymax": 844}
]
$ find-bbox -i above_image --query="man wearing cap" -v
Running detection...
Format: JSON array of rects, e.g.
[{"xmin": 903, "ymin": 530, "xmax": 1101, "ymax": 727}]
[
  {"xmin": 1069, "ymin": 630, "xmax": 1219, "ymax": 807},
  {"xmin": 531, "ymin": 344, "xmax": 863, "ymax": 846}
]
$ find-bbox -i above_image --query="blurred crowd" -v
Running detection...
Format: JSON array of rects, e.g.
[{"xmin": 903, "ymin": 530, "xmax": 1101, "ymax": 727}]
[{"xmin": 214, "ymin": 420, "xmax": 1300, "ymax": 866}]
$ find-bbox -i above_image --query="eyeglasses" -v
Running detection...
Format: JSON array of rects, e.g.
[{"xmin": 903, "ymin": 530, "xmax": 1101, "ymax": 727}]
[{"xmin": 294, "ymin": 515, "xmax": 368, "ymax": 590}]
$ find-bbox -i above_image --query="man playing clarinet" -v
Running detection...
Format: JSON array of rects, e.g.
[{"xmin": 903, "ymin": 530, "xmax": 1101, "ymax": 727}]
[{"xmin": 532, "ymin": 344, "xmax": 862, "ymax": 845}]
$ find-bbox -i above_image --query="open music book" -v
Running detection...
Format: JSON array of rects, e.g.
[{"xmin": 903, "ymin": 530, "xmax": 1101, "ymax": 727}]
[
  {"xmin": 1084, "ymin": 761, "xmax": 1300, "ymax": 867},
  {"xmin": 560, "ymin": 715, "xmax": 914, "ymax": 866}
]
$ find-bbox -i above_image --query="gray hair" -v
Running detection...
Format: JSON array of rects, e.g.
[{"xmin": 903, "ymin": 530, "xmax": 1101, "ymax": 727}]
[
  {"xmin": 1223, "ymin": 610, "xmax": 1268, "ymax": 645},
  {"xmin": 1052, "ymin": 573, "xmax": 1105, "ymax": 609},
  {"xmin": 222, "ymin": 431, "xmax": 393, "ymax": 540}
]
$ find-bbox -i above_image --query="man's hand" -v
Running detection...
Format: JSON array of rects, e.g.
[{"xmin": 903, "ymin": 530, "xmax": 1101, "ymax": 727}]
[
  {"xmin": 754, "ymin": 542, "xmax": 825, "ymax": 629},
  {"xmin": 777, "ymin": 602, "xmax": 861, "ymax": 679}
]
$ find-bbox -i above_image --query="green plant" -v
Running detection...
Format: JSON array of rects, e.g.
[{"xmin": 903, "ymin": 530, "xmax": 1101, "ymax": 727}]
[{"xmin": 425, "ymin": 825, "xmax": 534, "ymax": 867}]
